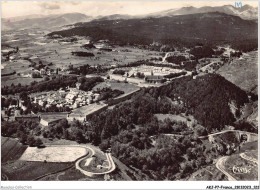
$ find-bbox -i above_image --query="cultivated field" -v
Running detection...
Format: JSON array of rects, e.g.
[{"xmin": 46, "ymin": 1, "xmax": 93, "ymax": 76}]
[
  {"xmin": 2, "ymin": 28, "xmax": 163, "ymax": 87},
  {"xmin": 1, "ymin": 75, "xmax": 43, "ymax": 87},
  {"xmin": 1, "ymin": 137, "xmax": 76, "ymax": 181},
  {"xmin": 2, "ymin": 160, "xmax": 72, "ymax": 181},
  {"xmin": 1, "ymin": 137, "xmax": 111, "ymax": 180},
  {"xmin": 1, "ymin": 137, "xmax": 27, "ymax": 163}
]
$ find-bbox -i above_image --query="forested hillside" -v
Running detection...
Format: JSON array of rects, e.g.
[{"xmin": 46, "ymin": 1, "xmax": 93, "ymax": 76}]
[
  {"xmin": 85, "ymin": 74, "xmax": 249, "ymax": 143},
  {"xmin": 156, "ymin": 74, "xmax": 249, "ymax": 131},
  {"xmin": 48, "ymin": 12, "xmax": 257, "ymax": 50},
  {"xmin": 81, "ymin": 73, "xmax": 249, "ymax": 180},
  {"xmin": 2, "ymin": 73, "xmax": 252, "ymax": 180}
]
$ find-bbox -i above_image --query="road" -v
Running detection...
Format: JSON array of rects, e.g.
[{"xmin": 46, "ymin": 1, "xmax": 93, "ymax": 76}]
[
  {"xmin": 216, "ymin": 156, "xmax": 237, "ymax": 181},
  {"xmin": 153, "ymin": 129, "xmax": 257, "ymax": 141},
  {"xmin": 199, "ymin": 129, "xmax": 257, "ymax": 139},
  {"xmin": 75, "ymin": 149, "xmax": 115, "ymax": 177},
  {"xmin": 240, "ymin": 152, "xmax": 258, "ymax": 165},
  {"xmin": 162, "ymin": 52, "xmax": 171, "ymax": 63},
  {"xmin": 216, "ymin": 151, "xmax": 258, "ymax": 181}
]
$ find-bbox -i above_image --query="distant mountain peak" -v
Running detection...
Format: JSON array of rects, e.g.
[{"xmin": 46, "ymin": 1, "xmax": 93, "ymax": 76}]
[
  {"xmin": 183, "ymin": 6, "xmax": 195, "ymax": 9},
  {"xmin": 147, "ymin": 4, "xmax": 257, "ymax": 20},
  {"xmin": 2, "ymin": 12, "xmax": 92, "ymax": 31}
]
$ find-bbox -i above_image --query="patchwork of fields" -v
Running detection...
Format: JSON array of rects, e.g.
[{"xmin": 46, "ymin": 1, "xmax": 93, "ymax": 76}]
[{"xmin": 1, "ymin": 137, "xmax": 117, "ymax": 181}]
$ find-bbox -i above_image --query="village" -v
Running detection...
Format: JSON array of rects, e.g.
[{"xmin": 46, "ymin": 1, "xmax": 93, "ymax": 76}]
[{"xmin": 1, "ymin": 36, "xmax": 235, "ymax": 130}]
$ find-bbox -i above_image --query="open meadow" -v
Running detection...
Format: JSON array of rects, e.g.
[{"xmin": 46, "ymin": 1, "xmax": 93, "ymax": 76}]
[{"xmin": 217, "ymin": 51, "xmax": 258, "ymax": 94}]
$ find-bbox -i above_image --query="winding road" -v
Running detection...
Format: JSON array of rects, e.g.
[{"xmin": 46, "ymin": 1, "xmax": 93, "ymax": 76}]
[
  {"xmin": 37, "ymin": 144, "xmax": 115, "ymax": 178},
  {"xmin": 240, "ymin": 152, "xmax": 258, "ymax": 165},
  {"xmin": 215, "ymin": 150, "xmax": 258, "ymax": 181},
  {"xmin": 215, "ymin": 156, "xmax": 237, "ymax": 181},
  {"xmin": 75, "ymin": 151, "xmax": 115, "ymax": 177},
  {"xmin": 162, "ymin": 52, "xmax": 171, "ymax": 63}
]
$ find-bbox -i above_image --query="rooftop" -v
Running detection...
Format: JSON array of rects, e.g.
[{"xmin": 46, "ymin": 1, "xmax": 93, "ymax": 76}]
[
  {"xmin": 146, "ymin": 75, "xmax": 164, "ymax": 80},
  {"xmin": 72, "ymin": 102, "xmax": 107, "ymax": 116},
  {"xmin": 40, "ymin": 112, "xmax": 68, "ymax": 123}
]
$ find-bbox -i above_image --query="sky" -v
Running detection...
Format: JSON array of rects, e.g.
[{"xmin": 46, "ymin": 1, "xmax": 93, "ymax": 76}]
[{"xmin": 1, "ymin": 1, "xmax": 258, "ymax": 18}]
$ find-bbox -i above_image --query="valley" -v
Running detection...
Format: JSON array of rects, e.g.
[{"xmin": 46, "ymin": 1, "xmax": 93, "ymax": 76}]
[{"xmin": 1, "ymin": 2, "xmax": 258, "ymax": 184}]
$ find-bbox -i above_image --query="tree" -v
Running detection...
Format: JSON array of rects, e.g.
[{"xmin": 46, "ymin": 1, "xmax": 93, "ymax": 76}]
[
  {"xmin": 32, "ymin": 72, "xmax": 41, "ymax": 78},
  {"xmin": 63, "ymin": 129, "xmax": 70, "ymax": 139},
  {"xmin": 42, "ymin": 131, "xmax": 48, "ymax": 138},
  {"xmin": 20, "ymin": 133, "xmax": 28, "ymax": 144},
  {"xmin": 44, "ymin": 76, "xmax": 50, "ymax": 81},
  {"xmin": 194, "ymin": 125, "xmax": 207, "ymax": 136},
  {"xmin": 20, "ymin": 91, "xmax": 28, "ymax": 101},
  {"xmin": 19, "ymin": 109, "xmax": 24, "ymax": 115},
  {"xmin": 113, "ymin": 69, "xmax": 125, "ymax": 75},
  {"xmin": 27, "ymin": 136, "xmax": 36, "ymax": 147},
  {"xmin": 99, "ymin": 139, "xmax": 110, "ymax": 152},
  {"xmin": 75, "ymin": 130, "xmax": 85, "ymax": 143},
  {"xmin": 35, "ymin": 138, "xmax": 43, "ymax": 148}
]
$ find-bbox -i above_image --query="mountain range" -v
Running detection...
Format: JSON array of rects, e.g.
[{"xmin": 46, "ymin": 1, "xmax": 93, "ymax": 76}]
[
  {"xmin": 48, "ymin": 12, "xmax": 257, "ymax": 48},
  {"xmin": 147, "ymin": 5, "xmax": 258, "ymax": 20},
  {"xmin": 1, "ymin": 4, "xmax": 257, "ymax": 31},
  {"xmin": 1, "ymin": 13, "xmax": 92, "ymax": 31}
]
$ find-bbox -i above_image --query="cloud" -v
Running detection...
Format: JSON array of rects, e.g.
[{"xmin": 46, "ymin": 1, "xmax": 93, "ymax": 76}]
[{"xmin": 39, "ymin": 2, "xmax": 60, "ymax": 10}]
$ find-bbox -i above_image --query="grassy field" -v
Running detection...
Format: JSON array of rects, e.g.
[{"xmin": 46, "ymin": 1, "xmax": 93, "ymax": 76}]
[
  {"xmin": 78, "ymin": 156, "xmax": 109, "ymax": 173},
  {"xmin": 239, "ymin": 141, "xmax": 258, "ymax": 153},
  {"xmin": 2, "ymin": 160, "xmax": 72, "ymax": 181},
  {"xmin": 57, "ymin": 167, "xmax": 89, "ymax": 181},
  {"xmin": 2, "ymin": 28, "xmax": 162, "ymax": 87},
  {"xmin": 36, "ymin": 42, "xmax": 161, "ymax": 69},
  {"xmin": 1, "ymin": 137, "xmax": 108, "ymax": 180},
  {"xmin": 217, "ymin": 51, "xmax": 258, "ymax": 94},
  {"xmin": 1, "ymin": 75, "xmax": 44, "ymax": 87},
  {"xmin": 1, "ymin": 137, "xmax": 74, "ymax": 181},
  {"xmin": 155, "ymin": 114, "xmax": 187, "ymax": 123},
  {"xmin": 240, "ymin": 101, "xmax": 258, "ymax": 128},
  {"xmin": 1, "ymin": 58, "xmax": 44, "ymax": 87},
  {"xmin": 37, "ymin": 166, "xmax": 95, "ymax": 181},
  {"xmin": 1, "ymin": 137, "xmax": 27, "ymax": 163}
]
